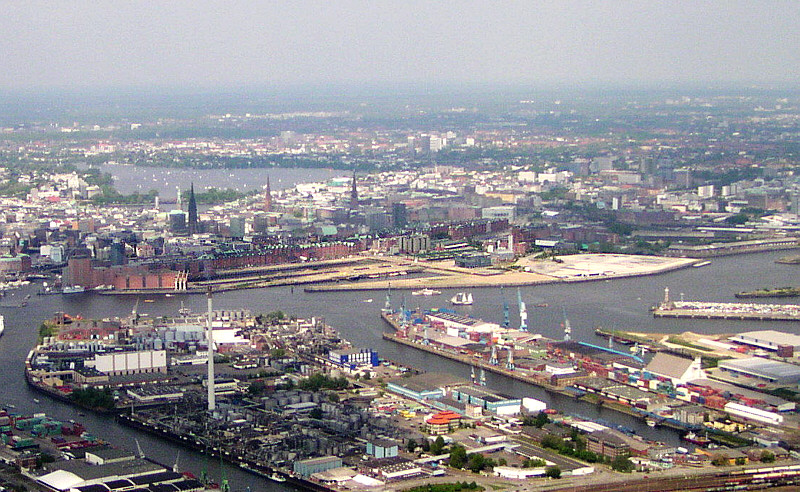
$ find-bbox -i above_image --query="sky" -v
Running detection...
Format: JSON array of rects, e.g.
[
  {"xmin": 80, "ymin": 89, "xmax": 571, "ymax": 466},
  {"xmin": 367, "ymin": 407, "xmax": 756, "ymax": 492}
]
[{"xmin": 2, "ymin": 1, "xmax": 799, "ymax": 91}]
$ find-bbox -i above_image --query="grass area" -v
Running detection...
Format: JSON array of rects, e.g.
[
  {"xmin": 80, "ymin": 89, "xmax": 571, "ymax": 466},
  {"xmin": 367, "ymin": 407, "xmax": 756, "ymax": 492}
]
[{"xmin": 666, "ymin": 336, "xmax": 713, "ymax": 352}]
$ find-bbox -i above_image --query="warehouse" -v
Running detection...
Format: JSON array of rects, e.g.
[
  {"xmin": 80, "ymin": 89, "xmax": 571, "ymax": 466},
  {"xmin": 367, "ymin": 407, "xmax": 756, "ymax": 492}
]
[
  {"xmin": 730, "ymin": 330, "xmax": 800, "ymax": 355},
  {"xmin": 717, "ymin": 358, "xmax": 800, "ymax": 386}
]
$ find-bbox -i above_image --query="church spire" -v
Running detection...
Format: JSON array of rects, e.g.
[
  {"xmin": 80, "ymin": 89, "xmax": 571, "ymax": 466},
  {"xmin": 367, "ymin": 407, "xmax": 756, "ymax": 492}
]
[
  {"xmin": 187, "ymin": 182, "xmax": 198, "ymax": 234},
  {"xmin": 349, "ymin": 170, "xmax": 358, "ymax": 210}
]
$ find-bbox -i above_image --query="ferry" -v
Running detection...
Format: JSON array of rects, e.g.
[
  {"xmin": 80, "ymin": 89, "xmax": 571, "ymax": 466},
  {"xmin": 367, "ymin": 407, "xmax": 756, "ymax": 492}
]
[
  {"xmin": 451, "ymin": 292, "xmax": 473, "ymax": 305},
  {"xmin": 412, "ymin": 288, "xmax": 441, "ymax": 296}
]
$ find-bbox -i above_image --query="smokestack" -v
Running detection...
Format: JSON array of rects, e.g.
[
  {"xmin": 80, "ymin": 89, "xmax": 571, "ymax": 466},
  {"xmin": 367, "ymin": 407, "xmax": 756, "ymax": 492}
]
[{"xmin": 206, "ymin": 287, "xmax": 215, "ymax": 412}]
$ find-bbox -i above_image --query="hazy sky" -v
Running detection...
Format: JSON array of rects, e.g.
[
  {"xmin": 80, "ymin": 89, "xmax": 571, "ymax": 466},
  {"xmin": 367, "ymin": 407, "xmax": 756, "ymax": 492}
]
[{"xmin": 2, "ymin": 1, "xmax": 799, "ymax": 90}]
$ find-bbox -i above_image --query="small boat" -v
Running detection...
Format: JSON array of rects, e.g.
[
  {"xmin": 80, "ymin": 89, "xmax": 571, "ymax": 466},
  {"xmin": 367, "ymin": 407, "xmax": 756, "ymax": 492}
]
[
  {"xmin": 362, "ymin": 299, "xmax": 373, "ymax": 303},
  {"xmin": 412, "ymin": 288, "xmax": 441, "ymax": 296},
  {"xmin": 451, "ymin": 292, "xmax": 474, "ymax": 305},
  {"xmin": 645, "ymin": 419, "xmax": 657, "ymax": 428},
  {"xmin": 33, "ymin": 399, "xmax": 40, "ymax": 404},
  {"xmin": 144, "ymin": 299, "xmax": 155, "ymax": 303},
  {"xmin": 269, "ymin": 473, "xmax": 287, "ymax": 483},
  {"xmin": 534, "ymin": 303, "xmax": 549, "ymax": 308},
  {"xmin": 62, "ymin": 286, "xmax": 85, "ymax": 294}
]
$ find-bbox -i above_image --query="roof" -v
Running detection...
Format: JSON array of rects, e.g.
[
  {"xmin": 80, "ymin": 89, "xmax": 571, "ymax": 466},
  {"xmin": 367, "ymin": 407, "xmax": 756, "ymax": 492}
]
[
  {"xmin": 38, "ymin": 470, "xmax": 85, "ymax": 491},
  {"xmin": 645, "ymin": 352, "xmax": 694, "ymax": 380},
  {"xmin": 42, "ymin": 458, "xmax": 164, "ymax": 482},
  {"xmin": 719, "ymin": 357, "xmax": 800, "ymax": 379},
  {"xmin": 732, "ymin": 330, "xmax": 800, "ymax": 348},
  {"xmin": 85, "ymin": 446, "xmax": 136, "ymax": 461}
]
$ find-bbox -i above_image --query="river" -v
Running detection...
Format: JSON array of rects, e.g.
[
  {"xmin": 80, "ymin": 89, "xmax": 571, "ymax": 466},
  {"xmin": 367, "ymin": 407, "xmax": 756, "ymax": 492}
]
[
  {"xmin": 2, "ymin": 250, "xmax": 798, "ymax": 489},
  {"xmin": 4, "ymin": 167, "xmax": 800, "ymax": 490}
]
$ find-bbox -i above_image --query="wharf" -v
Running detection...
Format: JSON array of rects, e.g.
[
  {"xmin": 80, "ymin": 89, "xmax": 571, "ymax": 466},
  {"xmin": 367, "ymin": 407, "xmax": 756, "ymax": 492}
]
[
  {"xmin": 653, "ymin": 301, "xmax": 800, "ymax": 321},
  {"xmin": 381, "ymin": 312, "xmax": 577, "ymax": 398},
  {"xmin": 118, "ymin": 413, "xmax": 331, "ymax": 492}
]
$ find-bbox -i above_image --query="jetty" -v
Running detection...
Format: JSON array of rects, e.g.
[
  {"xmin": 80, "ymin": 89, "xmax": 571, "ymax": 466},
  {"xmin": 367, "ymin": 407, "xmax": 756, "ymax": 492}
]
[{"xmin": 653, "ymin": 300, "xmax": 800, "ymax": 321}]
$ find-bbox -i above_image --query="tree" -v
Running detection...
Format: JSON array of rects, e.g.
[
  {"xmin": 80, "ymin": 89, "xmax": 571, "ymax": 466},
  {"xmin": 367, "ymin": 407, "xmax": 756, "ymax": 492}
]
[
  {"xmin": 611, "ymin": 455, "xmax": 635, "ymax": 473},
  {"xmin": 711, "ymin": 454, "xmax": 730, "ymax": 467},
  {"xmin": 407, "ymin": 439, "xmax": 418, "ymax": 453},
  {"xmin": 761, "ymin": 451, "xmax": 775, "ymax": 463},
  {"xmin": 431, "ymin": 436, "xmax": 446, "ymax": 455},
  {"xmin": 498, "ymin": 458, "xmax": 507, "ymax": 466},
  {"xmin": 449, "ymin": 445, "xmax": 467, "ymax": 469},
  {"xmin": 735, "ymin": 457, "xmax": 746, "ymax": 466},
  {"xmin": 246, "ymin": 380, "xmax": 266, "ymax": 397},
  {"xmin": 544, "ymin": 466, "xmax": 561, "ymax": 479},
  {"xmin": 467, "ymin": 453, "xmax": 486, "ymax": 473}
]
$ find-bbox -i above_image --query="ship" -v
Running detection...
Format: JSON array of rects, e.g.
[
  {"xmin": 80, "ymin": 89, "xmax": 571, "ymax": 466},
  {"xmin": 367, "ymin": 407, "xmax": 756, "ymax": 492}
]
[
  {"xmin": 451, "ymin": 292, "xmax": 473, "ymax": 305},
  {"xmin": 412, "ymin": 288, "xmax": 441, "ymax": 296},
  {"xmin": 683, "ymin": 431, "xmax": 712, "ymax": 446}
]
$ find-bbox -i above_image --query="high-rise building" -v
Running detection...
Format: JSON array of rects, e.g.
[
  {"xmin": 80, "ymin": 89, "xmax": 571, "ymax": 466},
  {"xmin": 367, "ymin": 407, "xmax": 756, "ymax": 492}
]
[
  {"xmin": 110, "ymin": 239, "xmax": 126, "ymax": 266},
  {"xmin": 392, "ymin": 202, "xmax": 407, "ymax": 229},
  {"xmin": 187, "ymin": 183, "xmax": 198, "ymax": 234}
]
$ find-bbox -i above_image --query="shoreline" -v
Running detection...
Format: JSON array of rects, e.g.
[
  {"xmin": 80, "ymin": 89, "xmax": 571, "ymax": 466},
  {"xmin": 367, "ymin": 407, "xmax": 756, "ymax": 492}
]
[{"xmin": 307, "ymin": 255, "xmax": 699, "ymax": 292}]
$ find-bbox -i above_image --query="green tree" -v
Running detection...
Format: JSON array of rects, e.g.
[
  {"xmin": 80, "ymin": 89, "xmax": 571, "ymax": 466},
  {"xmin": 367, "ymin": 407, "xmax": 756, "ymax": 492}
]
[
  {"xmin": 466, "ymin": 453, "xmax": 486, "ymax": 473},
  {"xmin": 407, "ymin": 439, "xmax": 418, "ymax": 453},
  {"xmin": 761, "ymin": 451, "xmax": 775, "ymax": 463},
  {"xmin": 735, "ymin": 457, "xmax": 746, "ymax": 466},
  {"xmin": 431, "ymin": 436, "xmax": 446, "ymax": 455},
  {"xmin": 611, "ymin": 455, "xmax": 635, "ymax": 473},
  {"xmin": 247, "ymin": 380, "xmax": 266, "ymax": 397},
  {"xmin": 711, "ymin": 454, "xmax": 730, "ymax": 467},
  {"xmin": 544, "ymin": 466, "xmax": 561, "ymax": 479},
  {"xmin": 449, "ymin": 445, "xmax": 468, "ymax": 469}
]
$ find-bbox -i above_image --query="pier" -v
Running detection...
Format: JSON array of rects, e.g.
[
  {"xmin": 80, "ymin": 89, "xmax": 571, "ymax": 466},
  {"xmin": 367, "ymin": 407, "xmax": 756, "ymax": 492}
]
[{"xmin": 653, "ymin": 301, "xmax": 800, "ymax": 321}]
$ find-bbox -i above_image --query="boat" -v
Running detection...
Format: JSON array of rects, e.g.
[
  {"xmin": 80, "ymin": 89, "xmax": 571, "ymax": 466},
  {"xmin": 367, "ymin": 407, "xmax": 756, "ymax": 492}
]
[
  {"xmin": 0, "ymin": 314, "xmax": 4, "ymax": 338},
  {"xmin": 451, "ymin": 292, "xmax": 473, "ymax": 305},
  {"xmin": 412, "ymin": 288, "xmax": 441, "ymax": 296},
  {"xmin": 645, "ymin": 418, "xmax": 657, "ymax": 428},
  {"xmin": 693, "ymin": 261, "xmax": 711, "ymax": 268},
  {"xmin": 33, "ymin": 399, "xmax": 40, "ymax": 404},
  {"xmin": 62, "ymin": 286, "xmax": 86, "ymax": 294},
  {"xmin": 683, "ymin": 431, "xmax": 712, "ymax": 446},
  {"xmin": 269, "ymin": 473, "xmax": 287, "ymax": 483},
  {"xmin": 178, "ymin": 301, "xmax": 190, "ymax": 316},
  {"xmin": 534, "ymin": 303, "xmax": 549, "ymax": 308}
]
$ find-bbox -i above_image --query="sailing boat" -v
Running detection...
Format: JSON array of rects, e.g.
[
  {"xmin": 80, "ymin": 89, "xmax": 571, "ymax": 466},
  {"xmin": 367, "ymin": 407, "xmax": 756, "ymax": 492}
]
[{"xmin": 451, "ymin": 292, "xmax": 474, "ymax": 305}]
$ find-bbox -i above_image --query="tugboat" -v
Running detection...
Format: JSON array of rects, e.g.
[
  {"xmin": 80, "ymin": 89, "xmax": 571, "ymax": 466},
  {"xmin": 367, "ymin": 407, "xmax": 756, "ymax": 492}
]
[{"xmin": 451, "ymin": 292, "xmax": 474, "ymax": 305}]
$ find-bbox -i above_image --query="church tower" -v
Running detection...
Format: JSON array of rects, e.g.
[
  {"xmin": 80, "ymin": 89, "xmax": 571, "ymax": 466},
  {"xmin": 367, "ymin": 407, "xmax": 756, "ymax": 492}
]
[
  {"xmin": 349, "ymin": 171, "xmax": 358, "ymax": 210},
  {"xmin": 187, "ymin": 183, "xmax": 198, "ymax": 234}
]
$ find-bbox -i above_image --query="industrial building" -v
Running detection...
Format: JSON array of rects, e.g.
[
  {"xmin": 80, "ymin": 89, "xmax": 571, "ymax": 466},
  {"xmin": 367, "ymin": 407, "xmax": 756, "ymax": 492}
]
[
  {"xmin": 328, "ymin": 348, "xmax": 379, "ymax": 369},
  {"xmin": 293, "ymin": 456, "xmax": 344, "ymax": 477},
  {"xmin": 386, "ymin": 373, "xmax": 462, "ymax": 401},
  {"xmin": 730, "ymin": 330, "xmax": 800, "ymax": 356},
  {"xmin": 366, "ymin": 439, "xmax": 399, "ymax": 458},
  {"xmin": 717, "ymin": 358, "xmax": 800, "ymax": 386},
  {"xmin": 451, "ymin": 386, "xmax": 522, "ymax": 416}
]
